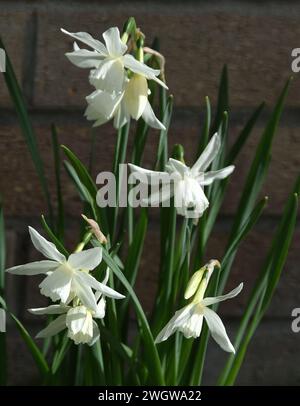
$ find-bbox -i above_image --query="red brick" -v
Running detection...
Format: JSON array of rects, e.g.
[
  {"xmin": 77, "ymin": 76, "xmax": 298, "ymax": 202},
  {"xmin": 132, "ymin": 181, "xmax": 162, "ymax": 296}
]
[
  {"xmin": 34, "ymin": 9, "xmax": 300, "ymax": 108},
  {"xmin": 0, "ymin": 11, "xmax": 30, "ymax": 107},
  {"xmin": 0, "ymin": 120, "xmax": 299, "ymax": 218}
]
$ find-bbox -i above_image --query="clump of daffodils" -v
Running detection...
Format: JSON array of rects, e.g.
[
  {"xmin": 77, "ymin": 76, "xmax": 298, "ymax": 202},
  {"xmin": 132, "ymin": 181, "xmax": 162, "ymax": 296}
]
[
  {"xmin": 62, "ymin": 25, "xmax": 167, "ymax": 129},
  {"xmin": 6, "ymin": 227, "xmax": 124, "ymax": 346}
]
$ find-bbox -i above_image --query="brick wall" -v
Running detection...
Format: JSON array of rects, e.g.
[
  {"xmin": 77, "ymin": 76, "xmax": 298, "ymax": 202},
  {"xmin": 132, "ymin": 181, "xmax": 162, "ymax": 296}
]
[{"xmin": 1, "ymin": 1, "xmax": 300, "ymax": 385}]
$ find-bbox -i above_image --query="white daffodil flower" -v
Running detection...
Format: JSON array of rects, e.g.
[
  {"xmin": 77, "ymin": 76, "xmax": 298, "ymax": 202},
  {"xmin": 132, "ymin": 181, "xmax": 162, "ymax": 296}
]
[
  {"xmin": 155, "ymin": 260, "xmax": 243, "ymax": 353},
  {"xmin": 61, "ymin": 26, "xmax": 167, "ymax": 93},
  {"xmin": 85, "ymin": 73, "xmax": 165, "ymax": 130},
  {"xmin": 129, "ymin": 132, "xmax": 235, "ymax": 219},
  {"xmin": 6, "ymin": 227, "xmax": 123, "ymax": 312},
  {"xmin": 29, "ymin": 269, "xmax": 124, "ymax": 346}
]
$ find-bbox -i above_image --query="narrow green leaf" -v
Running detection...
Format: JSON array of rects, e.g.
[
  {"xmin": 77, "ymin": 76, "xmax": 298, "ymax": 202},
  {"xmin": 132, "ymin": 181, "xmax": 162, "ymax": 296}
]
[
  {"xmin": 51, "ymin": 124, "xmax": 64, "ymax": 240},
  {"xmin": 227, "ymin": 102, "xmax": 265, "ymax": 164},
  {"xmin": 230, "ymin": 78, "xmax": 291, "ymax": 236},
  {"xmin": 219, "ymin": 178, "xmax": 299, "ymax": 385},
  {"xmin": 196, "ymin": 96, "xmax": 211, "ymax": 159},
  {"xmin": 101, "ymin": 247, "xmax": 164, "ymax": 385},
  {"xmin": 62, "ymin": 146, "xmax": 108, "ymax": 235},
  {"xmin": 51, "ymin": 333, "xmax": 71, "ymax": 374},
  {"xmin": 99, "ymin": 325, "xmax": 133, "ymax": 362},
  {"xmin": 155, "ymin": 95, "xmax": 173, "ymax": 170},
  {"xmin": 10, "ymin": 313, "xmax": 49, "ymax": 377},
  {"xmin": 211, "ymin": 65, "xmax": 229, "ymax": 134},
  {"xmin": 41, "ymin": 215, "xmax": 69, "ymax": 257},
  {"xmin": 62, "ymin": 145, "xmax": 97, "ymax": 198}
]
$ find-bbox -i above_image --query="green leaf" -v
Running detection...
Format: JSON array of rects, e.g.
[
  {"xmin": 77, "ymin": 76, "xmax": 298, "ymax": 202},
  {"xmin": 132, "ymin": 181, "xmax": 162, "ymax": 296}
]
[
  {"xmin": 155, "ymin": 95, "xmax": 173, "ymax": 170},
  {"xmin": 120, "ymin": 209, "xmax": 148, "ymax": 328},
  {"xmin": 123, "ymin": 208, "xmax": 148, "ymax": 286},
  {"xmin": 211, "ymin": 65, "xmax": 229, "ymax": 134},
  {"xmin": 196, "ymin": 96, "xmax": 211, "ymax": 160},
  {"xmin": 51, "ymin": 124, "xmax": 64, "ymax": 241},
  {"xmin": 230, "ymin": 78, "xmax": 291, "ymax": 236},
  {"xmin": 51, "ymin": 333, "xmax": 71, "ymax": 374},
  {"xmin": 99, "ymin": 325, "xmax": 133, "ymax": 362},
  {"xmin": 62, "ymin": 146, "xmax": 108, "ymax": 235},
  {"xmin": 62, "ymin": 145, "xmax": 97, "ymax": 198},
  {"xmin": 222, "ymin": 197, "xmax": 268, "ymax": 270},
  {"xmin": 101, "ymin": 246, "xmax": 164, "ymax": 385},
  {"xmin": 227, "ymin": 102, "xmax": 265, "ymax": 165},
  {"xmin": 10, "ymin": 313, "xmax": 49, "ymax": 377},
  {"xmin": 0, "ymin": 39, "xmax": 53, "ymax": 223},
  {"xmin": 41, "ymin": 215, "xmax": 69, "ymax": 257},
  {"xmin": 219, "ymin": 178, "xmax": 299, "ymax": 385}
]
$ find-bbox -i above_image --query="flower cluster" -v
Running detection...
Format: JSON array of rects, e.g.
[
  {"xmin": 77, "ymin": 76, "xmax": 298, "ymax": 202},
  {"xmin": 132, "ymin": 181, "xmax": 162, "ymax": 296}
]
[
  {"xmin": 62, "ymin": 26, "xmax": 167, "ymax": 130},
  {"xmin": 6, "ymin": 227, "xmax": 124, "ymax": 346}
]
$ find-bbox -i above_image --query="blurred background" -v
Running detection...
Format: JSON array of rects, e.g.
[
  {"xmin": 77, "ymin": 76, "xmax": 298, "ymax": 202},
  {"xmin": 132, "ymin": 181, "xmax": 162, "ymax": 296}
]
[{"xmin": 1, "ymin": 0, "xmax": 300, "ymax": 385}]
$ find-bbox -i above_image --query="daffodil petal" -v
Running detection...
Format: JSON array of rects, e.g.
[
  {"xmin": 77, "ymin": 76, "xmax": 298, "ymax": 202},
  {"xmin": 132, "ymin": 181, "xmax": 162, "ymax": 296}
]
[
  {"xmin": 202, "ymin": 283, "xmax": 243, "ymax": 307},
  {"xmin": 123, "ymin": 54, "xmax": 168, "ymax": 89},
  {"xmin": 61, "ymin": 28, "xmax": 107, "ymax": 55},
  {"xmin": 192, "ymin": 132, "xmax": 221, "ymax": 173},
  {"xmin": 155, "ymin": 305, "xmax": 193, "ymax": 343},
  {"xmin": 142, "ymin": 184, "xmax": 172, "ymax": 206},
  {"xmin": 142, "ymin": 100, "xmax": 166, "ymax": 130},
  {"xmin": 76, "ymin": 271, "xmax": 125, "ymax": 300},
  {"xmin": 29, "ymin": 227, "xmax": 66, "ymax": 263},
  {"xmin": 102, "ymin": 27, "xmax": 127, "ymax": 57},
  {"xmin": 166, "ymin": 158, "xmax": 188, "ymax": 177},
  {"xmin": 72, "ymin": 278, "xmax": 98, "ymax": 312},
  {"xmin": 203, "ymin": 307, "xmax": 235, "ymax": 353},
  {"xmin": 128, "ymin": 163, "xmax": 170, "ymax": 185},
  {"xmin": 199, "ymin": 165, "xmax": 235, "ymax": 186},
  {"xmin": 88, "ymin": 321, "xmax": 100, "ymax": 346},
  {"xmin": 6, "ymin": 260, "xmax": 58, "ymax": 275},
  {"xmin": 113, "ymin": 102, "xmax": 130, "ymax": 129},
  {"xmin": 28, "ymin": 305, "xmax": 69, "ymax": 315},
  {"xmin": 65, "ymin": 46, "xmax": 103, "ymax": 68},
  {"xmin": 68, "ymin": 247, "xmax": 102, "ymax": 271},
  {"xmin": 36, "ymin": 314, "xmax": 67, "ymax": 338},
  {"xmin": 90, "ymin": 59, "xmax": 125, "ymax": 93},
  {"xmin": 39, "ymin": 269, "xmax": 72, "ymax": 303}
]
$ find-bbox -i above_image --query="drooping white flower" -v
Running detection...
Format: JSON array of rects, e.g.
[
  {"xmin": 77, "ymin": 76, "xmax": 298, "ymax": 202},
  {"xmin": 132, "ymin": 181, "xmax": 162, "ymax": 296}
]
[
  {"xmin": 155, "ymin": 260, "xmax": 243, "ymax": 353},
  {"xmin": 6, "ymin": 227, "xmax": 123, "ymax": 312},
  {"xmin": 129, "ymin": 132, "xmax": 235, "ymax": 219},
  {"xmin": 62, "ymin": 26, "xmax": 167, "ymax": 130},
  {"xmin": 85, "ymin": 73, "xmax": 165, "ymax": 129},
  {"xmin": 61, "ymin": 26, "xmax": 167, "ymax": 93},
  {"xmin": 29, "ymin": 269, "xmax": 123, "ymax": 346}
]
